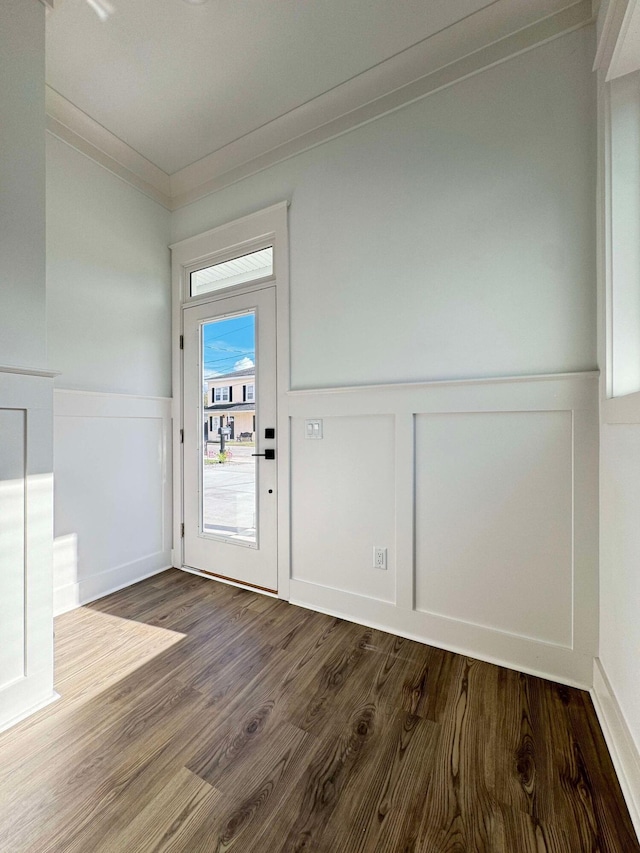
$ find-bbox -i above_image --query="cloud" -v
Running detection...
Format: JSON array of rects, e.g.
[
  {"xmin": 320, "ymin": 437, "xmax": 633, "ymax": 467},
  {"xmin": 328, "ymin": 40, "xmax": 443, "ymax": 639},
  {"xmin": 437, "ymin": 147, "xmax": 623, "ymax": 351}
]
[{"xmin": 233, "ymin": 357, "xmax": 254, "ymax": 371}]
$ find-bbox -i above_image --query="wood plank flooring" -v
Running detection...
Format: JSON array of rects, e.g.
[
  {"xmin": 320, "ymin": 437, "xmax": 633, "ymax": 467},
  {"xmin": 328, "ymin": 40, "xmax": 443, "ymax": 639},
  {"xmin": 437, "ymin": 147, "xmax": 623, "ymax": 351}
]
[{"xmin": 0, "ymin": 569, "xmax": 637, "ymax": 852}]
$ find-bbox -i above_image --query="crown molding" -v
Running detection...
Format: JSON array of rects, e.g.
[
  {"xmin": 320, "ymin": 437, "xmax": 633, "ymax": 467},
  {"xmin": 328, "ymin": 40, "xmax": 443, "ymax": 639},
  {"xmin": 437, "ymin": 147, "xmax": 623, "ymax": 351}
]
[
  {"xmin": 594, "ymin": 0, "xmax": 630, "ymax": 69},
  {"xmin": 607, "ymin": 0, "xmax": 640, "ymax": 78},
  {"xmin": 45, "ymin": 87, "xmax": 172, "ymax": 209},
  {"xmin": 171, "ymin": 0, "xmax": 593, "ymax": 209},
  {"xmin": 45, "ymin": 0, "xmax": 592, "ymax": 212},
  {"xmin": 594, "ymin": 0, "xmax": 640, "ymax": 78}
]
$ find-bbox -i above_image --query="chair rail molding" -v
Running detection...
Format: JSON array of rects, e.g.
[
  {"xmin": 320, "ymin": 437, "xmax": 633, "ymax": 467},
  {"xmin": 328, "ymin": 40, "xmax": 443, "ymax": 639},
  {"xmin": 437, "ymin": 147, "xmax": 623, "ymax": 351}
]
[{"xmin": 0, "ymin": 363, "xmax": 59, "ymax": 378}]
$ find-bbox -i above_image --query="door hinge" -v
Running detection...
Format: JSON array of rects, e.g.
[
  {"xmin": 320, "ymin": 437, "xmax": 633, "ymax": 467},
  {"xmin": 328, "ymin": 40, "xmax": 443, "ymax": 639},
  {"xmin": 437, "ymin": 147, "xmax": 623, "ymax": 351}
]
[
  {"xmin": 179, "ymin": 335, "xmax": 184, "ymax": 350},
  {"xmin": 181, "ymin": 523, "xmax": 184, "ymax": 538},
  {"xmin": 180, "ymin": 429, "xmax": 184, "ymax": 443}
]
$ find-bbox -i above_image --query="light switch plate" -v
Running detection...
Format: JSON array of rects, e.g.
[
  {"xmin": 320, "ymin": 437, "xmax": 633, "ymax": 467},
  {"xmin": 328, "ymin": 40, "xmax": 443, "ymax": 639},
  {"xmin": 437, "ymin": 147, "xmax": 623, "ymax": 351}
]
[{"xmin": 305, "ymin": 419, "xmax": 323, "ymax": 439}]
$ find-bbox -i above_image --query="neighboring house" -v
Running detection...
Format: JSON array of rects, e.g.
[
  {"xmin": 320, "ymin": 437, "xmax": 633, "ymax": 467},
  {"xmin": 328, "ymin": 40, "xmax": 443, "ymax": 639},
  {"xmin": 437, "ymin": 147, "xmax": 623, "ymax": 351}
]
[{"xmin": 204, "ymin": 366, "xmax": 255, "ymax": 441}]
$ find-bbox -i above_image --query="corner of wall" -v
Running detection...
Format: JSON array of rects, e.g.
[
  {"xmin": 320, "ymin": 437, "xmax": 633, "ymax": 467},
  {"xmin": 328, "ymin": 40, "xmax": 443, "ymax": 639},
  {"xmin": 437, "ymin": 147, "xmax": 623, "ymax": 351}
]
[{"xmin": 591, "ymin": 657, "xmax": 640, "ymax": 841}]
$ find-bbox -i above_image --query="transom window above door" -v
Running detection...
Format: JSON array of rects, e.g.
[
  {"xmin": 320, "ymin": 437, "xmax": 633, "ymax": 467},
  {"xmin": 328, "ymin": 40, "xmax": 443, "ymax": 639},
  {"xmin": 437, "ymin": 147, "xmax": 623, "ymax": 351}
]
[{"xmin": 190, "ymin": 247, "xmax": 273, "ymax": 297}]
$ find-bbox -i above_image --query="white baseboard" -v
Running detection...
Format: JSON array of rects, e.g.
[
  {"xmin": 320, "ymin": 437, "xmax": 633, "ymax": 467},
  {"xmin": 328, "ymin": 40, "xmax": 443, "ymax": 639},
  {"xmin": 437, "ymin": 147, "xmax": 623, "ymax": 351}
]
[
  {"xmin": 54, "ymin": 551, "xmax": 172, "ymax": 615},
  {"xmin": 591, "ymin": 658, "xmax": 640, "ymax": 842},
  {"xmin": 289, "ymin": 579, "xmax": 593, "ymax": 689},
  {"xmin": 0, "ymin": 691, "xmax": 60, "ymax": 736}
]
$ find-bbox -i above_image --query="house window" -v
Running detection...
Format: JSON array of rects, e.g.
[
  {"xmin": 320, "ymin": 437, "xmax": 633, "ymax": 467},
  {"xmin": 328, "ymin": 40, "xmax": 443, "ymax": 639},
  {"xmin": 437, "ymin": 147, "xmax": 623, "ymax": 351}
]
[
  {"xmin": 213, "ymin": 387, "xmax": 230, "ymax": 403},
  {"xmin": 245, "ymin": 384, "xmax": 255, "ymax": 402}
]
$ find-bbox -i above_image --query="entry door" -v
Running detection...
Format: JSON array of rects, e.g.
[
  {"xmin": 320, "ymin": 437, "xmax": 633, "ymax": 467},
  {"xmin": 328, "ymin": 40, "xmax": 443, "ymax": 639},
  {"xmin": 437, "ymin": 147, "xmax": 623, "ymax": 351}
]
[{"xmin": 183, "ymin": 287, "xmax": 277, "ymax": 592}]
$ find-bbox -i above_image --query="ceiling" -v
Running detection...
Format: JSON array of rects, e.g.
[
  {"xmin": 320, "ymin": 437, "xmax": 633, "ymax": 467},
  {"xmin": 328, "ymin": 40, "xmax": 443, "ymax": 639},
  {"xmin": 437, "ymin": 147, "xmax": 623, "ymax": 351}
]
[
  {"xmin": 46, "ymin": 0, "xmax": 502, "ymax": 174},
  {"xmin": 45, "ymin": 0, "xmax": 592, "ymax": 202}
]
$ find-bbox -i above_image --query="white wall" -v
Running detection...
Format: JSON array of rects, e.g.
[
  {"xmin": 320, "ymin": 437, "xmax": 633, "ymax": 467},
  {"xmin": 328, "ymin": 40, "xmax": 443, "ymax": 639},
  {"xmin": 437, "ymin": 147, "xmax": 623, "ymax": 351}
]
[
  {"xmin": 52, "ymin": 390, "xmax": 172, "ymax": 614},
  {"xmin": 173, "ymin": 27, "xmax": 599, "ymax": 687},
  {"xmin": 414, "ymin": 409, "xmax": 574, "ymax": 646},
  {"xmin": 0, "ymin": 0, "xmax": 55, "ymax": 732},
  {"xmin": 46, "ymin": 139, "xmax": 173, "ymax": 611},
  {"xmin": 597, "ymin": 422, "xmax": 640, "ymax": 834},
  {"xmin": 288, "ymin": 375, "xmax": 598, "ymax": 686},
  {"xmin": 591, "ymin": 3, "xmax": 640, "ymax": 828},
  {"xmin": 600, "ymin": 424, "xmax": 640, "ymax": 746},
  {"xmin": 173, "ymin": 27, "xmax": 596, "ymax": 389}
]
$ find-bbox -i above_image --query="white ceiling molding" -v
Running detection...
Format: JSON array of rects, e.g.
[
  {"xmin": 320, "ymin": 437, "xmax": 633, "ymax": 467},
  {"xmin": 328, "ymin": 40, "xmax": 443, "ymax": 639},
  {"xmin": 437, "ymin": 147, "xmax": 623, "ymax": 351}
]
[
  {"xmin": 594, "ymin": 0, "xmax": 640, "ymax": 78},
  {"xmin": 45, "ymin": 87, "xmax": 172, "ymax": 209},
  {"xmin": 607, "ymin": 0, "xmax": 640, "ymax": 78},
  {"xmin": 170, "ymin": 0, "xmax": 593, "ymax": 209},
  {"xmin": 594, "ymin": 0, "xmax": 631, "ymax": 70},
  {"xmin": 45, "ymin": 0, "xmax": 592, "ymax": 211}
]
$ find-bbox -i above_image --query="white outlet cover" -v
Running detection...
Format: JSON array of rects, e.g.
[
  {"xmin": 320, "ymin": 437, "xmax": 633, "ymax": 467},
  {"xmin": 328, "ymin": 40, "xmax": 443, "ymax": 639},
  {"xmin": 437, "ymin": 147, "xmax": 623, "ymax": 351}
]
[{"xmin": 373, "ymin": 547, "xmax": 387, "ymax": 570}]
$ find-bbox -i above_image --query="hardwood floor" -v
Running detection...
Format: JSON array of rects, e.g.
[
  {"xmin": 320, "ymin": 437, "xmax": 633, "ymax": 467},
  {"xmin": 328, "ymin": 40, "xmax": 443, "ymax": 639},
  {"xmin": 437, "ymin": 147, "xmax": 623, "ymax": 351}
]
[{"xmin": 0, "ymin": 569, "xmax": 636, "ymax": 852}]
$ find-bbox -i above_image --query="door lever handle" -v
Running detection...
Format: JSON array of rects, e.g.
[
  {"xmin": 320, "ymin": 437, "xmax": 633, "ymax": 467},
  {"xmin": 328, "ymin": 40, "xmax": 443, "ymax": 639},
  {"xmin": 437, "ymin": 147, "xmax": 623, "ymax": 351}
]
[{"xmin": 252, "ymin": 448, "xmax": 275, "ymax": 460}]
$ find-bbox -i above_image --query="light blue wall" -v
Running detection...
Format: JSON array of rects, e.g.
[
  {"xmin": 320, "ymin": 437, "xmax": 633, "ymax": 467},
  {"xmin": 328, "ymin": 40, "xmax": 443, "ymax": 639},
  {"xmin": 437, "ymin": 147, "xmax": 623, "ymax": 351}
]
[
  {"xmin": 0, "ymin": 0, "xmax": 46, "ymax": 368},
  {"xmin": 173, "ymin": 27, "xmax": 597, "ymax": 390},
  {"xmin": 47, "ymin": 137, "xmax": 172, "ymax": 397}
]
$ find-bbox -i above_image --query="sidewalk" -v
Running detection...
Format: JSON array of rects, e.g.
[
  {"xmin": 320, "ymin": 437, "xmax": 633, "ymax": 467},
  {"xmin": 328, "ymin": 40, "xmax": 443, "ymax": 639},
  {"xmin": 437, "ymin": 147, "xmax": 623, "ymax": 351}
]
[{"xmin": 203, "ymin": 445, "xmax": 256, "ymax": 535}]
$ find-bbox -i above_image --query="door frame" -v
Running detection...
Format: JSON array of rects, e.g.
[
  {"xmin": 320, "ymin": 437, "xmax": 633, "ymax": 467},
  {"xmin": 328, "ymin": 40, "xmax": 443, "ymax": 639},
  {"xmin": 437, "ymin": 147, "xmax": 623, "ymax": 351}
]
[{"xmin": 170, "ymin": 201, "xmax": 290, "ymax": 599}]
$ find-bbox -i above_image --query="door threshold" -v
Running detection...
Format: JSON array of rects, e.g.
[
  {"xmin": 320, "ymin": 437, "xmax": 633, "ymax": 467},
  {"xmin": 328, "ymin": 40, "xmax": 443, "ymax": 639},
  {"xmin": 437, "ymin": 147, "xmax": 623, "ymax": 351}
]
[{"xmin": 179, "ymin": 565, "xmax": 278, "ymax": 597}]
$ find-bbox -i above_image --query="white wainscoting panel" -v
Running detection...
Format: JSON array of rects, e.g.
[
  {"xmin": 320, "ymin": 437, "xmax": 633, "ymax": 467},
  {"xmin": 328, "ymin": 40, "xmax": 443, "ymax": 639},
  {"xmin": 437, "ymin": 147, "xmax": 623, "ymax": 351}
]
[
  {"xmin": 0, "ymin": 368, "xmax": 56, "ymax": 732},
  {"xmin": 415, "ymin": 410, "xmax": 573, "ymax": 647},
  {"xmin": 0, "ymin": 409, "xmax": 27, "ymax": 687},
  {"xmin": 287, "ymin": 372, "xmax": 599, "ymax": 687},
  {"xmin": 291, "ymin": 414, "xmax": 396, "ymax": 603},
  {"xmin": 53, "ymin": 390, "xmax": 172, "ymax": 614}
]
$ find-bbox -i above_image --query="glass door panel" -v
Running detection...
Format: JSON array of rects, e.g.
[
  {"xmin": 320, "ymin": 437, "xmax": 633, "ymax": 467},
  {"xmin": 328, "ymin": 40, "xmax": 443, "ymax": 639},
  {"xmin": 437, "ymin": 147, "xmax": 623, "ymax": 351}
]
[{"xmin": 201, "ymin": 312, "xmax": 257, "ymax": 545}]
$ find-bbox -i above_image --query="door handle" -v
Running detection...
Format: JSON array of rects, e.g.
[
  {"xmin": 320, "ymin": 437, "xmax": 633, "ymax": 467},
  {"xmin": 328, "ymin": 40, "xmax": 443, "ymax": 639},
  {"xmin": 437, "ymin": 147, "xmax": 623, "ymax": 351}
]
[{"xmin": 252, "ymin": 448, "xmax": 275, "ymax": 460}]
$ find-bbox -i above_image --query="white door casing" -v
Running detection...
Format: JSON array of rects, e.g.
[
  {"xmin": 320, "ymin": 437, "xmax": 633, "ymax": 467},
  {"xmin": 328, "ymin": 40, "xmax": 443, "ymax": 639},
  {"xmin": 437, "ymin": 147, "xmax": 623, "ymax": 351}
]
[{"xmin": 170, "ymin": 202, "xmax": 290, "ymax": 598}]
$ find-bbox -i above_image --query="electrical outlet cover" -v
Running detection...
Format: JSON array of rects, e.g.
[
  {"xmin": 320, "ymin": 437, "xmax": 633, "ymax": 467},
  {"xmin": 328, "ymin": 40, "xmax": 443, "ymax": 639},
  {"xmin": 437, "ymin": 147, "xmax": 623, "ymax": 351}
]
[{"xmin": 373, "ymin": 547, "xmax": 387, "ymax": 570}]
